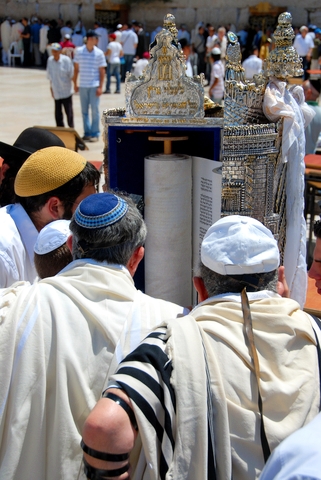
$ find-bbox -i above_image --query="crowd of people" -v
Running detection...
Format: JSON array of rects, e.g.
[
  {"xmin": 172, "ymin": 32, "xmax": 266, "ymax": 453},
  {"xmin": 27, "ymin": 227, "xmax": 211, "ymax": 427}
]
[
  {"xmin": 1, "ymin": 13, "xmax": 321, "ymax": 480},
  {"xmin": 0, "ymin": 127, "xmax": 321, "ymax": 477}
]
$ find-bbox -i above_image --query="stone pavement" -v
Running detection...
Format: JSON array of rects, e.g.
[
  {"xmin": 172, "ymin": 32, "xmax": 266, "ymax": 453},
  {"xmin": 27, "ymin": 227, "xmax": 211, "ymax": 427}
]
[{"xmin": 0, "ymin": 65, "xmax": 126, "ymax": 162}]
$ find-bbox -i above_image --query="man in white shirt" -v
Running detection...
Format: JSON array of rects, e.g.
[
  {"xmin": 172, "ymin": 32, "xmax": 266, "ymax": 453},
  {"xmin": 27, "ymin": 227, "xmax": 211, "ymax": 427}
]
[
  {"xmin": 39, "ymin": 19, "xmax": 49, "ymax": 65},
  {"xmin": 94, "ymin": 21, "xmax": 108, "ymax": 53},
  {"xmin": 73, "ymin": 29, "xmax": 107, "ymax": 142},
  {"xmin": 46, "ymin": 43, "xmax": 74, "ymax": 127},
  {"xmin": 209, "ymin": 47, "xmax": 225, "ymax": 104},
  {"xmin": 294, "ymin": 25, "xmax": 314, "ymax": 79},
  {"xmin": 60, "ymin": 20, "xmax": 73, "ymax": 41},
  {"xmin": 177, "ymin": 24, "xmax": 190, "ymax": 43},
  {"xmin": 120, "ymin": 23, "xmax": 138, "ymax": 81},
  {"xmin": 260, "ymin": 412, "xmax": 321, "ymax": 480},
  {"xmin": 105, "ymin": 33, "xmax": 123, "ymax": 93},
  {"xmin": 0, "ymin": 146, "xmax": 99, "ymax": 287},
  {"xmin": 242, "ymin": 46, "xmax": 263, "ymax": 80},
  {"xmin": 1, "ymin": 17, "xmax": 11, "ymax": 65}
]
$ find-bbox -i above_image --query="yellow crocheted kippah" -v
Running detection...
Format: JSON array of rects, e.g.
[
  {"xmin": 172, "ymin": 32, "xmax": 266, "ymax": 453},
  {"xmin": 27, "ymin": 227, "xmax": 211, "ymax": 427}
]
[{"xmin": 14, "ymin": 146, "xmax": 87, "ymax": 197}]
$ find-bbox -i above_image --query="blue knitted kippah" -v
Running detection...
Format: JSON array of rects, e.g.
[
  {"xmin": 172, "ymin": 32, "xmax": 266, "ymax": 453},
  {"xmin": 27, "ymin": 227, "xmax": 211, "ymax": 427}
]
[{"xmin": 75, "ymin": 193, "xmax": 128, "ymax": 229}]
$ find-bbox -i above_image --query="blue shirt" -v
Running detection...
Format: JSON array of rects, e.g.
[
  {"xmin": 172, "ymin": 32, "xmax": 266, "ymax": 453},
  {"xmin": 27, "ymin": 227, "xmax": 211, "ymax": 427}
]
[
  {"xmin": 259, "ymin": 412, "xmax": 321, "ymax": 480},
  {"xmin": 30, "ymin": 23, "xmax": 41, "ymax": 43},
  {"xmin": 74, "ymin": 45, "xmax": 106, "ymax": 88}
]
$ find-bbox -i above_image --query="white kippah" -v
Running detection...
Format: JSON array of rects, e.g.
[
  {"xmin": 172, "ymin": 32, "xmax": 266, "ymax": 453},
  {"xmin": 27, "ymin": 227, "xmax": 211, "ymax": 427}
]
[
  {"xmin": 201, "ymin": 215, "xmax": 280, "ymax": 275},
  {"xmin": 34, "ymin": 220, "xmax": 71, "ymax": 255}
]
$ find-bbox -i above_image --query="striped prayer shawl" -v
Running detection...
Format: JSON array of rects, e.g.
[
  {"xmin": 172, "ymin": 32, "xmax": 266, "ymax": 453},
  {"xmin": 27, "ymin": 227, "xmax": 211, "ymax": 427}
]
[
  {"xmin": 113, "ymin": 327, "xmax": 176, "ymax": 479},
  {"xmin": 110, "ymin": 325, "xmax": 216, "ymax": 480}
]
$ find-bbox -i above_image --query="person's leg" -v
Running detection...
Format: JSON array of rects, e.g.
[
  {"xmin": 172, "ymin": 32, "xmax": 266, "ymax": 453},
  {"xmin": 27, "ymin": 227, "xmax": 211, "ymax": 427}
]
[
  {"xmin": 62, "ymin": 96, "xmax": 74, "ymax": 128},
  {"xmin": 106, "ymin": 63, "xmax": 111, "ymax": 92},
  {"xmin": 79, "ymin": 87, "xmax": 91, "ymax": 138},
  {"xmin": 125, "ymin": 54, "xmax": 134, "ymax": 76},
  {"xmin": 2, "ymin": 48, "xmax": 8, "ymax": 65},
  {"xmin": 114, "ymin": 64, "xmax": 121, "ymax": 92},
  {"xmin": 55, "ymin": 99, "xmax": 64, "ymax": 127},
  {"xmin": 89, "ymin": 87, "xmax": 100, "ymax": 139},
  {"xmin": 121, "ymin": 55, "xmax": 128, "ymax": 82},
  {"xmin": 33, "ymin": 43, "xmax": 41, "ymax": 66}
]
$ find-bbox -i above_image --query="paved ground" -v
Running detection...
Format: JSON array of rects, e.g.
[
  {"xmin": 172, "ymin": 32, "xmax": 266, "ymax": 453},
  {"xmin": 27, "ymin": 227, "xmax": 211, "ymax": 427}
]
[{"xmin": 0, "ymin": 65, "xmax": 127, "ymax": 162}]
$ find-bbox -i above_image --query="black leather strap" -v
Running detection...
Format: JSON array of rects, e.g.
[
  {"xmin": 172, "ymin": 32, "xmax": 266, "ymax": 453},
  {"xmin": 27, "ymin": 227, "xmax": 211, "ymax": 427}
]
[
  {"xmin": 102, "ymin": 391, "xmax": 138, "ymax": 431},
  {"xmin": 83, "ymin": 457, "xmax": 129, "ymax": 479},
  {"xmin": 81, "ymin": 440, "xmax": 129, "ymax": 462}
]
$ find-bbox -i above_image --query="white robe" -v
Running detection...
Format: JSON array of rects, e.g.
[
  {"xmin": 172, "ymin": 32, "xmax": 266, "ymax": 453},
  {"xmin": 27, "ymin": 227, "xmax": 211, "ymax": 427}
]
[
  {"xmin": 0, "ymin": 259, "xmax": 187, "ymax": 480},
  {"xmin": 263, "ymin": 78, "xmax": 315, "ymax": 307}
]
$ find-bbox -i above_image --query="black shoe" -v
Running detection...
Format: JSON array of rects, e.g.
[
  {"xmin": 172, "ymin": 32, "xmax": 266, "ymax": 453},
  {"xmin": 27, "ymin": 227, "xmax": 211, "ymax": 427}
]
[
  {"xmin": 115, "ymin": 91, "xmax": 120, "ymax": 94},
  {"xmin": 104, "ymin": 90, "xmax": 111, "ymax": 94},
  {"xmin": 82, "ymin": 136, "xmax": 91, "ymax": 141}
]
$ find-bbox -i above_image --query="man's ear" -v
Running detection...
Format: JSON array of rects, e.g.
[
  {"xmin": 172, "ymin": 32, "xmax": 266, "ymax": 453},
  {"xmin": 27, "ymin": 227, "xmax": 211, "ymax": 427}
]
[
  {"xmin": 127, "ymin": 246, "xmax": 144, "ymax": 277},
  {"xmin": 66, "ymin": 235, "xmax": 73, "ymax": 253},
  {"xmin": 193, "ymin": 276, "xmax": 209, "ymax": 302},
  {"xmin": 46, "ymin": 196, "xmax": 65, "ymax": 220}
]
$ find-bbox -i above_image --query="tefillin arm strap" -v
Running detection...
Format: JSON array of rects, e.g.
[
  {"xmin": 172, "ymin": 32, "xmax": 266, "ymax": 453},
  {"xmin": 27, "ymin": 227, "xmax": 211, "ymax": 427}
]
[
  {"xmin": 81, "ymin": 392, "xmax": 138, "ymax": 479},
  {"xmin": 241, "ymin": 288, "xmax": 271, "ymax": 463}
]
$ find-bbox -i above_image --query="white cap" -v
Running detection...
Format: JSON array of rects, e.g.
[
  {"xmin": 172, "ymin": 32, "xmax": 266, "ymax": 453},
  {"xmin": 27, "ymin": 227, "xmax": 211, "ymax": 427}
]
[
  {"xmin": 212, "ymin": 47, "xmax": 221, "ymax": 55},
  {"xmin": 201, "ymin": 215, "xmax": 279, "ymax": 275},
  {"xmin": 34, "ymin": 220, "xmax": 71, "ymax": 255},
  {"xmin": 117, "ymin": 24, "xmax": 122, "ymax": 29}
]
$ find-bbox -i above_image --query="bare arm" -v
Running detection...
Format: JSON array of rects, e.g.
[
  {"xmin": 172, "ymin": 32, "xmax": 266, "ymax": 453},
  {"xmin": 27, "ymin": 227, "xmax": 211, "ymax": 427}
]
[
  {"xmin": 82, "ymin": 388, "xmax": 137, "ymax": 480},
  {"xmin": 73, "ymin": 62, "xmax": 79, "ymax": 93},
  {"xmin": 97, "ymin": 66, "xmax": 105, "ymax": 96}
]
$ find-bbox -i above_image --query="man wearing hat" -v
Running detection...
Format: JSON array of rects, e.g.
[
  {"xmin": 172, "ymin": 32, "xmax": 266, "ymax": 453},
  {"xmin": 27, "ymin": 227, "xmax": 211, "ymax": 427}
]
[
  {"xmin": 46, "ymin": 42, "xmax": 74, "ymax": 128},
  {"xmin": 0, "ymin": 192, "xmax": 187, "ymax": 480},
  {"xmin": 34, "ymin": 219, "xmax": 72, "ymax": 278},
  {"xmin": 0, "ymin": 127, "xmax": 65, "ymax": 207},
  {"xmin": 0, "ymin": 146, "xmax": 99, "ymax": 287},
  {"xmin": 73, "ymin": 29, "xmax": 107, "ymax": 142},
  {"xmin": 82, "ymin": 215, "xmax": 321, "ymax": 480},
  {"xmin": 209, "ymin": 46, "xmax": 225, "ymax": 104},
  {"xmin": 59, "ymin": 33, "xmax": 76, "ymax": 58}
]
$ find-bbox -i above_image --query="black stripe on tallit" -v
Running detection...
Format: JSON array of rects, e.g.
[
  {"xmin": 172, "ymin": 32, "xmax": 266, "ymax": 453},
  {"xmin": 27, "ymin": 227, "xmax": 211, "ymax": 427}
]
[
  {"xmin": 117, "ymin": 366, "xmax": 175, "ymax": 449},
  {"xmin": 119, "ymin": 341, "xmax": 176, "ymax": 407},
  {"xmin": 207, "ymin": 421, "xmax": 216, "ymax": 480},
  {"xmin": 117, "ymin": 381, "xmax": 171, "ymax": 479}
]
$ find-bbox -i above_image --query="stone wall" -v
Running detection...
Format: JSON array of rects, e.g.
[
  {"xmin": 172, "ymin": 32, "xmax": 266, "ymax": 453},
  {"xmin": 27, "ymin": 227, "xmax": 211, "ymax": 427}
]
[{"xmin": 1, "ymin": 0, "xmax": 321, "ymax": 32}]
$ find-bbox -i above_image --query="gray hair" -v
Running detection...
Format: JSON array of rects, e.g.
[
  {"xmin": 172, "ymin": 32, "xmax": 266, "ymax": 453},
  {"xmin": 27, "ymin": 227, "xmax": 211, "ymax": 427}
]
[
  {"xmin": 199, "ymin": 262, "xmax": 278, "ymax": 296},
  {"xmin": 69, "ymin": 195, "xmax": 147, "ymax": 266}
]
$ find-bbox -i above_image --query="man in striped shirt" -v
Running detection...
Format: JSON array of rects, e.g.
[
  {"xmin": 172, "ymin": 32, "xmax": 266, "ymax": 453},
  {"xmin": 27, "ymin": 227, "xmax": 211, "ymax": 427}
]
[
  {"xmin": 73, "ymin": 30, "xmax": 107, "ymax": 142},
  {"xmin": 82, "ymin": 215, "xmax": 321, "ymax": 480}
]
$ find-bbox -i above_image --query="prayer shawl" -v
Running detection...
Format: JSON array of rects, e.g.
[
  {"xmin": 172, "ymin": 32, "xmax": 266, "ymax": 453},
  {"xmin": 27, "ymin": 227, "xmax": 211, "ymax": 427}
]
[
  {"xmin": 112, "ymin": 293, "xmax": 320, "ymax": 480},
  {"xmin": 0, "ymin": 259, "xmax": 186, "ymax": 480},
  {"xmin": 263, "ymin": 79, "xmax": 315, "ymax": 307}
]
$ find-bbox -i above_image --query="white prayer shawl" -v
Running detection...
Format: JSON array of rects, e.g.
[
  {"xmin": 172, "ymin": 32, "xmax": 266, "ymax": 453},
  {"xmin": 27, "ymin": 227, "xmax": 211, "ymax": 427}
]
[
  {"xmin": 263, "ymin": 78, "xmax": 315, "ymax": 307},
  {"xmin": 0, "ymin": 260, "xmax": 186, "ymax": 480},
  {"xmin": 125, "ymin": 292, "xmax": 320, "ymax": 480},
  {"xmin": 1, "ymin": 20, "xmax": 11, "ymax": 51}
]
